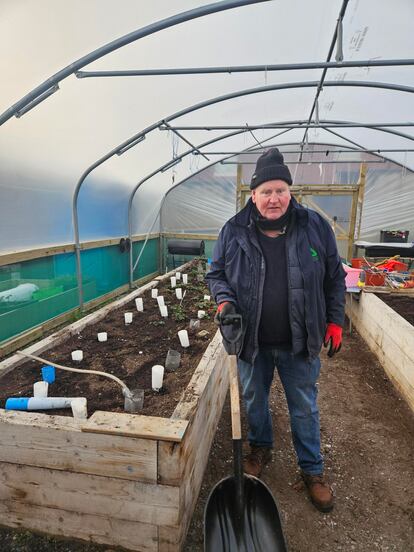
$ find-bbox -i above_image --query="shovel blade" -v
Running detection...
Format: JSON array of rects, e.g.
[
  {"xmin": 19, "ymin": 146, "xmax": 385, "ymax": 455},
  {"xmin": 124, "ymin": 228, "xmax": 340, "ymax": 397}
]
[{"xmin": 204, "ymin": 475, "xmax": 287, "ymax": 552}]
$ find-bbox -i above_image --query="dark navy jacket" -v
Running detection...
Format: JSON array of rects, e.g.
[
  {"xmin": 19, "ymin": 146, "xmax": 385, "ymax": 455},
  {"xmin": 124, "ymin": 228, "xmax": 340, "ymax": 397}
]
[{"xmin": 206, "ymin": 198, "xmax": 346, "ymax": 363}]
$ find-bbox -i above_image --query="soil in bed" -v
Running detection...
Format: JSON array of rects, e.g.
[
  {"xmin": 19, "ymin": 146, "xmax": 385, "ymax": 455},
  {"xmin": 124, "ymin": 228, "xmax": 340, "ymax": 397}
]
[
  {"xmin": 0, "ymin": 260, "xmax": 217, "ymax": 418},
  {"xmin": 376, "ymin": 293, "xmax": 414, "ymax": 326}
]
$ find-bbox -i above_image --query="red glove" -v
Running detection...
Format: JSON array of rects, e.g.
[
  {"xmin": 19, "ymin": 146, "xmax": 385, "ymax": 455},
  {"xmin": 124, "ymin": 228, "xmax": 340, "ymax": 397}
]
[
  {"xmin": 324, "ymin": 323, "xmax": 342, "ymax": 357},
  {"xmin": 214, "ymin": 301, "xmax": 237, "ymax": 325}
]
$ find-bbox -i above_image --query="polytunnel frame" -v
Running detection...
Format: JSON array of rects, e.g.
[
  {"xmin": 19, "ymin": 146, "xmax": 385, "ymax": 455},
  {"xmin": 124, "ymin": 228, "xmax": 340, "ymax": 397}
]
[
  {"xmin": 72, "ymin": 78, "xmax": 414, "ymax": 307},
  {"xmin": 151, "ymin": 137, "xmax": 373, "ymax": 273},
  {"xmin": 121, "ymin": 80, "xmax": 414, "ymax": 294},
  {"xmin": 3, "ymin": 0, "xmax": 414, "ymax": 310},
  {"xmin": 127, "ymin": 121, "xmax": 414, "ymax": 290}
]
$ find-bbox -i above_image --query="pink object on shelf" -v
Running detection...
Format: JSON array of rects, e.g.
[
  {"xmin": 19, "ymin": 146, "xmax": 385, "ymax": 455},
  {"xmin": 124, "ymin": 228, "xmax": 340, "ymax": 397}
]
[{"xmin": 342, "ymin": 264, "xmax": 361, "ymax": 289}]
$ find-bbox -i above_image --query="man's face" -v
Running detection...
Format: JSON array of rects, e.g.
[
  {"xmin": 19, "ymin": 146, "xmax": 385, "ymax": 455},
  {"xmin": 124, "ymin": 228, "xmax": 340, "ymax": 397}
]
[{"xmin": 251, "ymin": 180, "xmax": 291, "ymax": 220}]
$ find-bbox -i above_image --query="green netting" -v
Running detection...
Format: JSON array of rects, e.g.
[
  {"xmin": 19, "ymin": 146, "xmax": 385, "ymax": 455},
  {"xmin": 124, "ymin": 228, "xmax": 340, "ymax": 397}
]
[{"xmin": 0, "ymin": 238, "xmax": 159, "ymax": 343}]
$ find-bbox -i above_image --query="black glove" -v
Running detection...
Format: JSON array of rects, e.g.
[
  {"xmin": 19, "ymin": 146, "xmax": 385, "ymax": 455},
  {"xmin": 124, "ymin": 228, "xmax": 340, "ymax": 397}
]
[{"xmin": 214, "ymin": 301, "xmax": 237, "ymax": 326}]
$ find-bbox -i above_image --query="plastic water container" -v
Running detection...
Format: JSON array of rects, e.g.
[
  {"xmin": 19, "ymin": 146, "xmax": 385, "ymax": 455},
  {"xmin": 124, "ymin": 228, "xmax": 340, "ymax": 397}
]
[{"xmin": 165, "ymin": 349, "xmax": 181, "ymax": 372}]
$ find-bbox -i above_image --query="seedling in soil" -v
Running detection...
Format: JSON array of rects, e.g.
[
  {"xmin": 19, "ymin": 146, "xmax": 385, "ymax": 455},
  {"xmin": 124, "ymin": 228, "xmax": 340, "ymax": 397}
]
[
  {"xmin": 170, "ymin": 304, "xmax": 186, "ymax": 322},
  {"xmin": 150, "ymin": 320, "xmax": 166, "ymax": 326}
]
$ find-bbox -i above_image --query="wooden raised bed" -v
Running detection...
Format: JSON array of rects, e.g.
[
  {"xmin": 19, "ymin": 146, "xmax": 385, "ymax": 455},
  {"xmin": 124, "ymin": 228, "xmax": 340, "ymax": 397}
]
[
  {"xmin": 346, "ymin": 291, "xmax": 414, "ymax": 413},
  {"xmin": 0, "ymin": 266, "xmax": 228, "ymax": 551}
]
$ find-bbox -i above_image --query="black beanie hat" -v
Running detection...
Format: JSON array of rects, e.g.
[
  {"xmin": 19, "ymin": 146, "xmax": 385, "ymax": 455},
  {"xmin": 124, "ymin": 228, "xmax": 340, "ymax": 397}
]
[{"xmin": 250, "ymin": 148, "xmax": 292, "ymax": 189}]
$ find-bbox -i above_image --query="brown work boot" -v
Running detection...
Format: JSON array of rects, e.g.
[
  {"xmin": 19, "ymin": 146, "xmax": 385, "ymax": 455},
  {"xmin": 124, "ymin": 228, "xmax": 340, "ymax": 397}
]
[
  {"xmin": 301, "ymin": 472, "xmax": 334, "ymax": 513},
  {"xmin": 243, "ymin": 446, "xmax": 272, "ymax": 478}
]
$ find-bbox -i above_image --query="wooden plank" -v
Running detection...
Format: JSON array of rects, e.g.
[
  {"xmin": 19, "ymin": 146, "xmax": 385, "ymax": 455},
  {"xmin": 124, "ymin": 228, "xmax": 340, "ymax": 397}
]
[
  {"xmin": 82, "ymin": 411, "xmax": 189, "ymax": 443},
  {"xmin": 346, "ymin": 293, "xmax": 414, "ymax": 413},
  {"xmin": 0, "ymin": 461, "xmax": 179, "ymax": 526},
  {"xmin": 161, "ymin": 232, "xmax": 218, "ymax": 240},
  {"xmin": 158, "ymin": 344, "xmax": 228, "ymax": 551},
  {"xmin": 358, "ymin": 293, "xmax": 414, "ymax": 353},
  {"xmin": 0, "ymin": 500, "xmax": 158, "ymax": 552},
  {"xmin": 0, "ymin": 234, "xmax": 159, "ymax": 266},
  {"xmin": 158, "ymin": 331, "xmax": 226, "ymax": 485},
  {"xmin": 0, "ymin": 410, "xmax": 157, "ymax": 483}
]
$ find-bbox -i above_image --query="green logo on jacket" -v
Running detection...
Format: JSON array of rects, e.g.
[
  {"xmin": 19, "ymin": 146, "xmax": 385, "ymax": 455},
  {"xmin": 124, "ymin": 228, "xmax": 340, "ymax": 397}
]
[{"xmin": 310, "ymin": 247, "xmax": 319, "ymax": 260}]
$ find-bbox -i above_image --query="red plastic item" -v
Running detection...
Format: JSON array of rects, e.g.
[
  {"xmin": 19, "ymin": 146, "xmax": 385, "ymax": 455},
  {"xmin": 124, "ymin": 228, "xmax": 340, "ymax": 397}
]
[
  {"xmin": 365, "ymin": 272, "xmax": 386, "ymax": 286},
  {"xmin": 351, "ymin": 258, "xmax": 366, "ymax": 269},
  {"xmin": 376, "ymin": 260, "xmax": 408, "ymax": 272}
]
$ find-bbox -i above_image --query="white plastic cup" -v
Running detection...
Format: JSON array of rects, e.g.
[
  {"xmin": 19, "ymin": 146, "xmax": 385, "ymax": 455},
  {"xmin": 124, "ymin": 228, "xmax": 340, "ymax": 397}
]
[
  {"xmin": 170, "ymin": 276, "xmax": 177, "ymax": 288},
  {"xmin": 182, "ymin": 274, "xmax": 188, "ymax": 285},
  {"xmin": 152, "ymin": 365, "xmax": 164, "ymax": 391},
  {"xmin": 71, "ymin": 397, "xmax": 88, "ymax": 420},
  {"xmin": 151, "ymin": 288, "xmax": 158, "ymax": 298},
  {"xmin": 124, "ymin": 312, "xmax": 133, "ymax": 324},
  {"xmin": 175, "ymin": 272, "xmax": 181, "ymax": 280},
  {"xmin": 160, "ymin": 305, "xmax": 168, "ymax": 318},
  {"xmin": 175, "ymin": 288, "xmax": 182, "ymax": 300},
  {"xmin": 33, "ymin": 381, "xmax": 48, "ymax": 398},
  {"xmin": 198, "ymin": 310, "xmax": 206, "ymax": 319},
  {"xmin": 157, "ymin": 296, "xmax": 165, "ymax": 307},
  {"xmin": 135, "ymin": 297, "xmax": 144, "ymax": 312},
  {"xmin": 178, "ymin": 329, "xmax": 190, "ymax": 348},
  {"xmin": 71, "ymin": 350, "xmax": 83, "ymax": 362},
  {"xmin": 97, "ymin": 332, "xmax": 107, "ymax": 342},
  {"xmin": 203, "ymin": 295, "xmax": 211, "ymax": 301}
]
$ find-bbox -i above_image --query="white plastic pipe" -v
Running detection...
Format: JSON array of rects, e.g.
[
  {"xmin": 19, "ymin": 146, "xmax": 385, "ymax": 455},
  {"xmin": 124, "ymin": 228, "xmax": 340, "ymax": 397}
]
[
  {"xmin": 178, "ymin": 329, "xmax": 190, "ymax": 348},
  {"xmin": 151, "ymin": 365, "xmax": 164, "ymax": 391},
  {"xmin": 71, "ymin": 350, "xmax": 83, "ymax": 361},
  {"xmin": 17, "ymin": 351, "xmax": 131, "ymax": 396},
  {"xmin": 33, "ymin": 381, "xmax": 48, "ymax": 397},
  {"xmin": 6, "ymin": 397, "xmax": 78, "ymax": 410},
  {"xmin": 71, "ymin": 397, "xmax": 88, "ymax": 419},
  {"xmin": 124, "ymin": 312, "xmax": 133, "ymax": 324}
]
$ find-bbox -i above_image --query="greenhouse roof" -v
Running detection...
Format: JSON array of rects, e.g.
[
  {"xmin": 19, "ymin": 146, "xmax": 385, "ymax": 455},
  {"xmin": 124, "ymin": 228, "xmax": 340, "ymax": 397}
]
[{"xmin": 1, "ymin": 0, "xmax": 414, "ymax": 251}]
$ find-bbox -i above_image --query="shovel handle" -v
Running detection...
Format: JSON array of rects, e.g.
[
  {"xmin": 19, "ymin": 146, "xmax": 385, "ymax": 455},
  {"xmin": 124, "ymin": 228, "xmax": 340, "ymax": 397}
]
[{"xmin": 229, "ymin": 355, "xmax": 242, "ymax": 440}]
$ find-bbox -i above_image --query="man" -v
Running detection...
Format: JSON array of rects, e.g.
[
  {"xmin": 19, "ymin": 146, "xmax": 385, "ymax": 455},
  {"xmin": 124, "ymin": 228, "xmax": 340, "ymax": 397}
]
[{"xmin": 206, "ymin": 148, "xmax": 345, "ymax": 513}]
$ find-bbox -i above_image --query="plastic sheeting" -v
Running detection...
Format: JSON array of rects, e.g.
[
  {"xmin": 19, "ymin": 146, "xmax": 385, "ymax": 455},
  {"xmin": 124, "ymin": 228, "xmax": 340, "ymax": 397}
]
[{"xmin": 1, "ymin": 1, "xmax": 414, "ymax": 253}]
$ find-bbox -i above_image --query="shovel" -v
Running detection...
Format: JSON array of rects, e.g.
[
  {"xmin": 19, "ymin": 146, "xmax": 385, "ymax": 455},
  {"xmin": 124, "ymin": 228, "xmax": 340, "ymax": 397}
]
[{"xmin": 204, "ymin": 314, "xmax": 288, "ymax": 552}]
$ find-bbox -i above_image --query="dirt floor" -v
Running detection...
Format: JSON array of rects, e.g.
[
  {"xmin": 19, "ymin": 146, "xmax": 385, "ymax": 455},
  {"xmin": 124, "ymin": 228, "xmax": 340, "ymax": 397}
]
[
  {"xmin": 0, "ymin": 296, "xmax": 414, "ymax": 551},
  {"xmin": 0, "ymin": 261, "xmax": 217, "ymax": 417}
]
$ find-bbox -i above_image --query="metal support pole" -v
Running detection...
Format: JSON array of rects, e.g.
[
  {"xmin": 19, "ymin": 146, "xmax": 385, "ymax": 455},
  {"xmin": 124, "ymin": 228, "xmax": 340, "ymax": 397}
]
[{"xmin": 75, "ymin": 58, "xmax": 414, "ymax": 78}]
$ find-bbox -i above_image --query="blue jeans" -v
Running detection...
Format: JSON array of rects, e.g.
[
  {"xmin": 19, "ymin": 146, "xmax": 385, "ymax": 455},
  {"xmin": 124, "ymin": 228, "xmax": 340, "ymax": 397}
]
[{"xmin": 238, "ymin": 347, "xmax": 323, "ymax": 475}]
